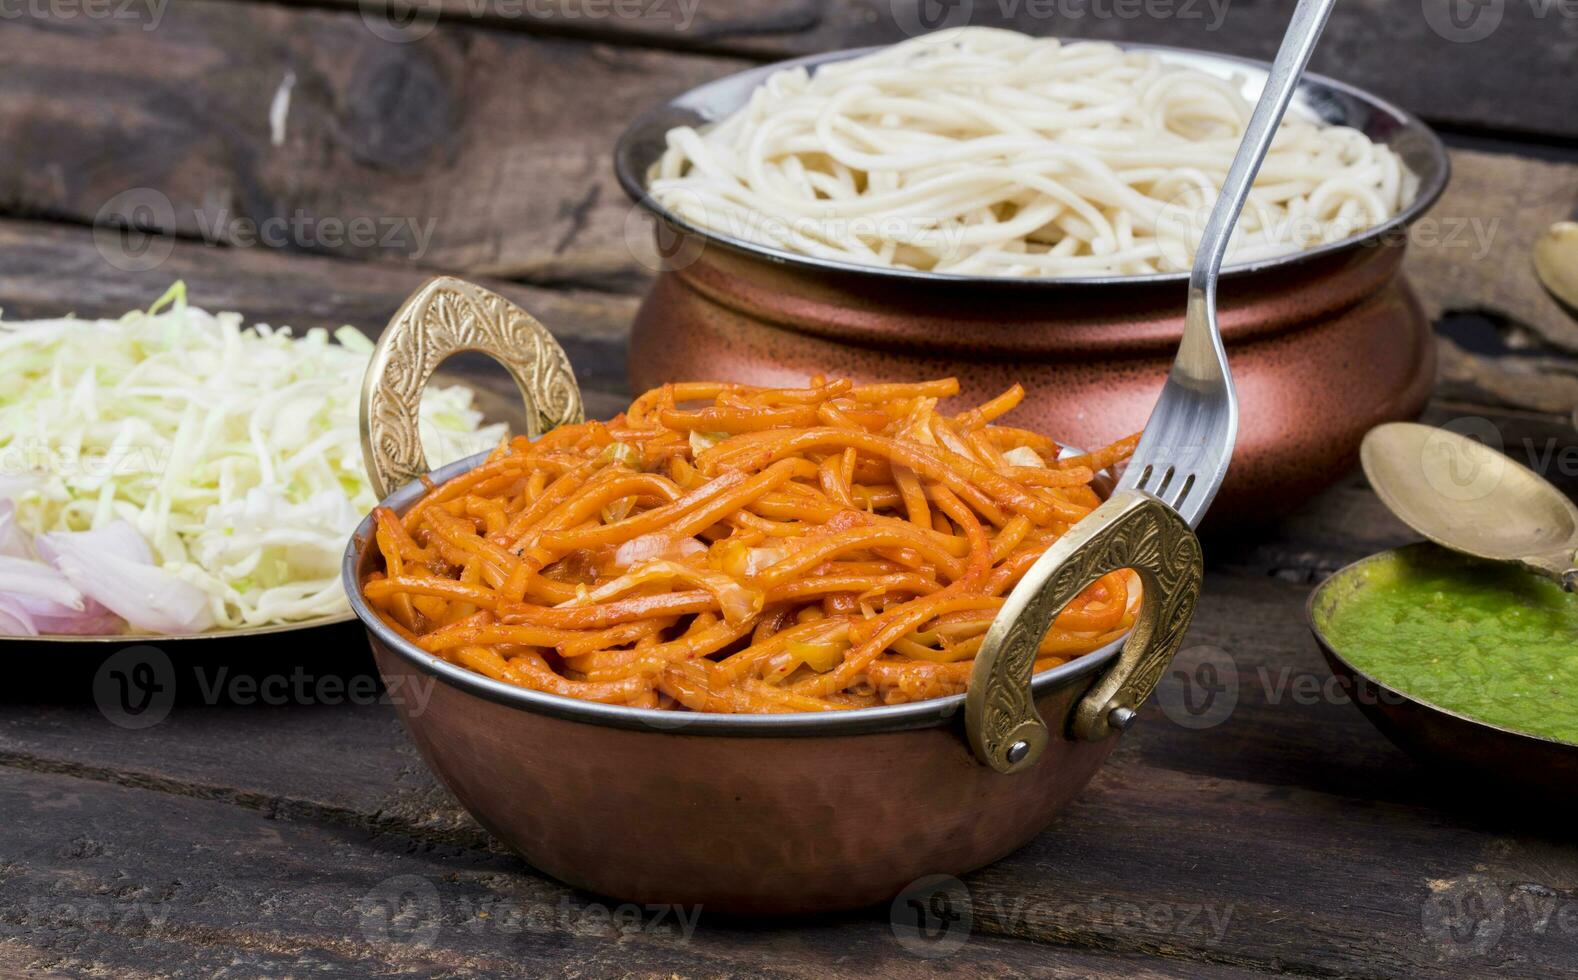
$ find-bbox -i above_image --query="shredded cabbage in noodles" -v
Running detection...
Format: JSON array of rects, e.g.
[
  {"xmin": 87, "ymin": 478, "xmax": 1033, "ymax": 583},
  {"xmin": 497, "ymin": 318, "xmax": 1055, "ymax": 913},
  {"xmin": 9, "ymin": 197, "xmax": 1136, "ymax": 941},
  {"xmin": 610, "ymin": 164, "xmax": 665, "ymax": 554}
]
[{"xmin": 0, "ymin": 283, "xmax": 507, "ymax": 629}]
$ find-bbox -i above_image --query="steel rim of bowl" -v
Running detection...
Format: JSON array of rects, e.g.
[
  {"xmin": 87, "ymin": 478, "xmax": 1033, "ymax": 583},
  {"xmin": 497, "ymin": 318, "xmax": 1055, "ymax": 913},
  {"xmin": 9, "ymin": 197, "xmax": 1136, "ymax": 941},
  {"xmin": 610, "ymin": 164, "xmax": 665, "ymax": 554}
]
[
  {"xmin": 1306, "ymin": 542, "xmax": 1578, "ymax": 752},
  {"xmin": 614, "ymin": 39, "xmax": 1451, "ymax": 290},
  {"xmin": 344, "ymin": 448, "xmax": 1125, "ymax": 737}
]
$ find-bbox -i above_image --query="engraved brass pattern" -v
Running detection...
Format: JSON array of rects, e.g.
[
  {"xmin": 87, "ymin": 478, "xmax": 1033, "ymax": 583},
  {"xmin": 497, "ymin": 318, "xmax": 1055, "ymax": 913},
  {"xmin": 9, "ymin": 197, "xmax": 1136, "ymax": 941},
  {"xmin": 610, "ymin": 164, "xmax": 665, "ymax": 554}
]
[
  {"xmin": 360, "ymin": 276, "xmax": 583, "ymax": 499},
  {"xmin": 966, "ymin": 490, "xmax": 1203, "ymax": 772}
]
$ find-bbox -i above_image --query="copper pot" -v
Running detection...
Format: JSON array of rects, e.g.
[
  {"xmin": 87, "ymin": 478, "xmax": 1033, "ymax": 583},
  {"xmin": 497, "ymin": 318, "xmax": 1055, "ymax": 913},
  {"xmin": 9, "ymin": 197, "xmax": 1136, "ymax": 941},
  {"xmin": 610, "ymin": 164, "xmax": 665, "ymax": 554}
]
[
  {"xmin": 615, "ymin": 44, "xmax": 1450, "ymax": 522},
  {"xmin": 345, "ymin": 277, "xmax": 1205, "ymax": 915}
]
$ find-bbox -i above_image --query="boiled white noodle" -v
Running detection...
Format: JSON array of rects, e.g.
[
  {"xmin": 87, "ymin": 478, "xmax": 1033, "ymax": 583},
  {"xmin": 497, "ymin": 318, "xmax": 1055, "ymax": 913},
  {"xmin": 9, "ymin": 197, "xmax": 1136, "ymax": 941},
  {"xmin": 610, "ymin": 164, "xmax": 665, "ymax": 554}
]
[{"xmin": 649, "ymin": 28, "xmax": 1417, "ymax": 278}]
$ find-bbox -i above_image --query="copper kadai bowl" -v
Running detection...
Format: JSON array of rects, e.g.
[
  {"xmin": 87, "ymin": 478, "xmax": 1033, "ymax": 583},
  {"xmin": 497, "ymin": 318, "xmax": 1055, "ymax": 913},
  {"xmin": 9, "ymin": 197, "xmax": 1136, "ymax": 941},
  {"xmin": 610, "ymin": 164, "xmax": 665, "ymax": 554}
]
[
  {"xmin": 344, "ymin": 278, "xmax": 1205, "ymax": 915},
  {"xmin": 615, "ymin": 42, "xmax": 1451, "ymax": 522}
]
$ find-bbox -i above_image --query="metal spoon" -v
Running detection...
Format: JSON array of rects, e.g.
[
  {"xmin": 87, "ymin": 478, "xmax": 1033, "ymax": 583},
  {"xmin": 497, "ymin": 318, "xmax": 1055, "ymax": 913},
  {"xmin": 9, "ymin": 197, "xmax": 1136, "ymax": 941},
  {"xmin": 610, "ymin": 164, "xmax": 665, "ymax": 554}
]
[{"xmin": 1361, "ymin": 422, "xmax": 1578, "ymax": 592}]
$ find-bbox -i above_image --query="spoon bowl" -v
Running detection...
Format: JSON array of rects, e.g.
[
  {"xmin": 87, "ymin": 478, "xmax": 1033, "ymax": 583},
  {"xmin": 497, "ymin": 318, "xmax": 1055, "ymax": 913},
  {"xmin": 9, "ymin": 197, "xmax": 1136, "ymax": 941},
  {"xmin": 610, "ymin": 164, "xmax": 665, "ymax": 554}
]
[{"xmin": 1360, "ymin": 422, "xmax": 1578, "ymax": 590}]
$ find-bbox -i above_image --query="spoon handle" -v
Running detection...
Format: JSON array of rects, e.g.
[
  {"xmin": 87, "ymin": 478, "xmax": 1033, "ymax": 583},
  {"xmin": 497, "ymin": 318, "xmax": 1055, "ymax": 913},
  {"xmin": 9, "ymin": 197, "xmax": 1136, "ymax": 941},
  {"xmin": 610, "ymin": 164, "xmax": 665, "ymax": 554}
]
[{"xmin": 1522, "ymin": 549, "xmax": 1578, "ymax": 593}]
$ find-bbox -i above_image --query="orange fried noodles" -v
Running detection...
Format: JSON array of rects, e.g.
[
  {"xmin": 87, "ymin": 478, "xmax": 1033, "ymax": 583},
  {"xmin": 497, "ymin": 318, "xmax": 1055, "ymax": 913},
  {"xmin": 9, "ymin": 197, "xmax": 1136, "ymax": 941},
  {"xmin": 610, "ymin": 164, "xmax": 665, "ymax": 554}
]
[{"xmin": 363, "ymin": 378, "xmax": 1140, "ymax": 713}]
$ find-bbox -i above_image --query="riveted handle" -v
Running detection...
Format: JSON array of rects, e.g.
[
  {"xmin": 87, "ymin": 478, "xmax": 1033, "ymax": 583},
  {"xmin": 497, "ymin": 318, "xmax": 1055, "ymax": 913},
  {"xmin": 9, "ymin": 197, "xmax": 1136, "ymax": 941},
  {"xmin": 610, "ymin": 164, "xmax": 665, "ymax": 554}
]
[
  {"xmin": 965, "ymin": 490, "xmax": 1203, "ymax": 773},
  {"xmin": 360, "ymin": 276, "xmax": 584, "ymax": 499}
]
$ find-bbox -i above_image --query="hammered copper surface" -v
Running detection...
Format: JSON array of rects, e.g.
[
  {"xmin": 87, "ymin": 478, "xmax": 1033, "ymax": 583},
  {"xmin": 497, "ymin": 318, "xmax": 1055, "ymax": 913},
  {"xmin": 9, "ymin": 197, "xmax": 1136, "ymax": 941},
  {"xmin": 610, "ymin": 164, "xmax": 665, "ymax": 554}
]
[
  {"xmin": 373, "ymin": 638, "xmax": 1115, "ymax": 914},
  {"xmin": 616, "ymin": 43, "xmax": 1448, "ymax": 524},
  {"xmin": 348, "ymin": 282, "xmax": 1167, "ymax": 916},
  {"xmin": 629, "ymin": 239, "xmax": 1434, "ymax": 523}
]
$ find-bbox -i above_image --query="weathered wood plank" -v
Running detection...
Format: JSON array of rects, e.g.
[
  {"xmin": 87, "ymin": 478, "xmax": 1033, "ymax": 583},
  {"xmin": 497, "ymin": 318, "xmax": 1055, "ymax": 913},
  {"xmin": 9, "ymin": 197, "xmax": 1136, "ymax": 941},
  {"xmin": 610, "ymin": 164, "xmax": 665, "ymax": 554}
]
[
  {"xmin": 8, "ymin": 2, "xmax": 1578, "ymax": 301},
  {"xmin": 0, "ymin": 767, "xmax": 1269, "ymax": 978},
  {"xmin": 1407, "ymin": 150, "xmax": 1578, "ymax": 356},
  {"xmin": 787, "ymin": 1, "xmax": 1578, "ymax": 142},
  {"xmin": 302, "ymin": 0, "xmax": 1578, "ymax": 141},
  {"xmin": 11, "ymin": 0, "xmax": 1578, "ymax": 323},
  {"xmin": 0, "ymin": 217, "xmax": 636, "ymax": 415},
  {"xmin": 6, "ymin": 562, "xmax": 1578, "ymax": 975},
  {"xmin": 0, "ymin": 371, "xmax": 1569, "ymax": 975},
  {"xmin": 1218, "ymin": 402, "xmax": 1578, "ymax": 581},
  {"xmin": 0, "ymin": 1, "xmax": 749, "ymax": 288},
  {"xmin": 290, "ymin": 0, "xmax": 820, "ymax": 48}
]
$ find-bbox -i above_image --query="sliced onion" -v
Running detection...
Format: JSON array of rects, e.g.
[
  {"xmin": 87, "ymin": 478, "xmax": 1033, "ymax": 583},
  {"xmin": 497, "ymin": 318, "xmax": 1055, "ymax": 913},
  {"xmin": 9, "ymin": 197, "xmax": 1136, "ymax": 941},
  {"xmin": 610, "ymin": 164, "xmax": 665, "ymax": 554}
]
[
  {"xmin": 929, "ymin": 417, "xmax": 980, "ymax": 461},
  {"xmin": 714, "ymin": 539, "xmax": 788, "ymax": 579},
  {"xmin": 600, "ymin": 496, "xmax": 635, "ymax": 525},
  {"xmin": 786, "ymin": 637, "xmax": 847, "ymax": 673},
  {"xmin": 0, "ymin": 555, "xmax": 86, "ymax": 610},
  {"xmin": 8, "ymin": 591, "xmax": 122, "ymax": 635},
  {"xmin": 611, "ymin": 533, "xmax": 707, "ymax": 571},
  {"xmin": 558, "ymin": 558, "xmax": 763, "ymax": 625},
  {"xmin": 762, "ymin": 622, "xmax": 851, "ymax": 683},
  {"xmin": 0, "ymin": 596, "xmax": 37, "ymax": 635},
  {"xmin": 37, "ymin": 523, "xmax": 213, "ymax": 634},
  {"xmin": 600, "ymin": 441, "xmax": 642, "ymax": 469},
  {"xmin": 687, "ymin": 430, "xmax": 728, "ymax": 457},
  {"xmin": 1002, "ymin": 446, "xmax": 1048, "ymax": 469},
  {"xmin": 0, "ymin": 501, "xmax": 32, "ymax": 558},
  {"xmin": 0, "ymin": 474, "xmax": 40, "ymax": 503}
]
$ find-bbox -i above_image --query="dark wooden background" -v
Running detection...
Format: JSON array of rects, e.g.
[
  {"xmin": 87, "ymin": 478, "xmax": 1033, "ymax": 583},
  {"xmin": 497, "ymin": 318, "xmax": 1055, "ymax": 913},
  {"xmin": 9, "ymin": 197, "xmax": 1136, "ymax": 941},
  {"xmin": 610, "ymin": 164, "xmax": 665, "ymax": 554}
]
[{"xmin": 3, "ymin": 1, "xmax": 1578, "ymax": 976}]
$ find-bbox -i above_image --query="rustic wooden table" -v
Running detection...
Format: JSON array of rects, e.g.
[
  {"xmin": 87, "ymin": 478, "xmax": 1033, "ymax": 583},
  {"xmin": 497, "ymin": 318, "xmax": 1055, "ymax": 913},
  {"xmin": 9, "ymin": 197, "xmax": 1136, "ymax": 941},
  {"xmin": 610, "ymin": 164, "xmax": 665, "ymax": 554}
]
[{"xmin": 3, "ymin": 2, "xmax": 1578, "ymax": 976}]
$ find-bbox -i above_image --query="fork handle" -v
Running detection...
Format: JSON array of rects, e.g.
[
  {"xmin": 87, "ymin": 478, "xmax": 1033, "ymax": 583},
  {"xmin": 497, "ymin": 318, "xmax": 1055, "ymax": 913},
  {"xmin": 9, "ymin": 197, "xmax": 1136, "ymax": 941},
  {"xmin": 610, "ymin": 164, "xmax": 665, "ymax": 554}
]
[
  {"xmin": 965, "ymin": 491, "xmax": 1203, "ymax": 772},
  {"xmin": 1190, "ymin": 0, "xmax": 1338, "ymax": 292}
]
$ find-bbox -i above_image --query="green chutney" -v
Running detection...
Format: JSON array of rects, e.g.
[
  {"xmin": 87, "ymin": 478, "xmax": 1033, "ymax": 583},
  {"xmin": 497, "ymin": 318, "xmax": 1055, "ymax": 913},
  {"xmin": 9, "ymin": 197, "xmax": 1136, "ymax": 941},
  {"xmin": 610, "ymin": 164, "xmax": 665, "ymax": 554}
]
[{"xmin": 1317, "ymin": 545, "xmax": 1578, "ymax": 744}]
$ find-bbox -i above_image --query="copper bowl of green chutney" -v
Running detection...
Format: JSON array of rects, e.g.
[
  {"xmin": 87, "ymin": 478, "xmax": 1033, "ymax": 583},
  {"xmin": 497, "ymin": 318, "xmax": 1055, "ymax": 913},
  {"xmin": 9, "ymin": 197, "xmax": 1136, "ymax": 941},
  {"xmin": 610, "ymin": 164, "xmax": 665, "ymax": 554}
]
[{"xmin": 1308, "ymin": 542, "xmax": 1578, "ymax": 803}]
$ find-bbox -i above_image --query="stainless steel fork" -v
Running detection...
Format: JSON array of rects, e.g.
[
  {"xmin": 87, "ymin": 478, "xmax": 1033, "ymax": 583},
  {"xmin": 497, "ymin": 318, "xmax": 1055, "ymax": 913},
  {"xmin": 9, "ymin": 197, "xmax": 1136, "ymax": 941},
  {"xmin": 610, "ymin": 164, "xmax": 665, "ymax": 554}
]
[{"xmin": 965, "ymin": 0, "xmax": 1339, "ymax": 772}]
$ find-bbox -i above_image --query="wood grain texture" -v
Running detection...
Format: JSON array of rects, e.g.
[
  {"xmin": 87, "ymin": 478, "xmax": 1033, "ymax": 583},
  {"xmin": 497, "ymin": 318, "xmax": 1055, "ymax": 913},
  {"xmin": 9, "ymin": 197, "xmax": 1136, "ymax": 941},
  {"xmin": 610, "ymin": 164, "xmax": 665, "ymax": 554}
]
[
  {"xmin": 0, "ymin": 217, "xmax": 636, "ymax": 415},
  {"xmin": 3, "ymin": 454, "xmax": 1578, "ymax": 975},
  {"xmin": 6, "ymin": 1, "xmax": 1578, "ymax": 302},
  {"xmin": 2, "ymin": 175, "xmax": 1578, "ymax": 978},
  {"xmin": 300, "ymin": 0, "xmax": 1578, "ymax": 140},
  {"xmin": 0, "ymin": 0, "xmax": 749, "ymax": 288},
  {"xmin": 8, "ymin": 565, "xmax": 1578, "ymax": 975},
  {"xmin": 1407, "ymin": 150, "xmax": 1578, "ymax": 355},
  {"xmin": 4, "ymin": 769, "xmax": 1256, "ymax": 978},
  {"xmin": 790, "ymin": 1, "xmax": 1578, "ymax": 142},
  {"xmin": 285, "ymin": 0, "xmax": 822, "ymax": 48}
]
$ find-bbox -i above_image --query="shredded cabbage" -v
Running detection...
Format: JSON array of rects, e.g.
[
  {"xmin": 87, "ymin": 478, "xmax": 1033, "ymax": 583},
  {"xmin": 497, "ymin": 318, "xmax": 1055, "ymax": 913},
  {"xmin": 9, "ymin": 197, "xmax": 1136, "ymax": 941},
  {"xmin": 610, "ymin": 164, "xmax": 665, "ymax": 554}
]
[{"xmin": 0, "ymin": 283, "xmax": 506, "ymax": 630}]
